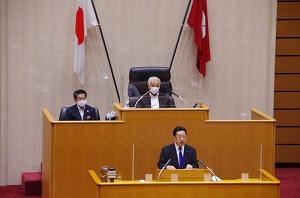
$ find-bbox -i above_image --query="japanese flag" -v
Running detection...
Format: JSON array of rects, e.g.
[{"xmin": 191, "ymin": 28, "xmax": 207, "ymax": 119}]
[{"xmin": 74, "ymin": 0, "xmax": 98, "ymax": 84}]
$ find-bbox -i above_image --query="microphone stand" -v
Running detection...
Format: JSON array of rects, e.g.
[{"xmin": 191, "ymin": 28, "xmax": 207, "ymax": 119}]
[
  {"xmin": 198, "ymin": 159, "xmax": 221, "ymax": 182},
  {"xmin": 171, "ymin": 91, "xmax": 189, "ymax": 106},
  {"xmin": 134, "ymin": 91, "xmax": 149, "ymax": 108},
  {"xmin": 158, "ymin": 159, "xmax": 171, "ymax": 181}
]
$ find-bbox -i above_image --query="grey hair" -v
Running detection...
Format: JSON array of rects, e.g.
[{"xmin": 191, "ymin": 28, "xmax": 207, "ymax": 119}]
[{"xmin": 148, "ymin": 76, "xmax": 161, "ymax": 86}]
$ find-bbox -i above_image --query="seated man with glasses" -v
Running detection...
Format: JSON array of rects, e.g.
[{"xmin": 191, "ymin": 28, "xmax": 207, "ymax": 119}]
[
  {"xmin": 157, "ymin": 126, "xmax": 199, "ymax": 170},
  {"xmin": 65, "ymin": 89, "xmax": 100, "ymax": 120}
]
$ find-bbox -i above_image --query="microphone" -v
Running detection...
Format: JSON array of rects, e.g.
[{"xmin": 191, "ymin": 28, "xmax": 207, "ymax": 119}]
[
  {"xmin": 134, "ymin": 91, "xmax": 149, "ymax": 108},
  {"xmin": 105, "ymin": 111, "xmax": 116, "ymax": 120},
  {"xmin": 170, "ymin": 91, "xmax": 179, "ymax": 97},
  {"xmin": 164, "ymin": 86, "xmax": 189, "ymax": 106},
  {"xmin": 171, "ymin": 90, "xmax": 189, "ymax": 106},
  {"xmin": 157, "ymin": 159, "xmax": 171, "ymax": 181},
  {"xmin": 192, "ymin": 102, "xmax": 202, "ymax": 108},
  {"xmin": 198, "ymin": 159, "xmax": 221, "ymax": 182}
]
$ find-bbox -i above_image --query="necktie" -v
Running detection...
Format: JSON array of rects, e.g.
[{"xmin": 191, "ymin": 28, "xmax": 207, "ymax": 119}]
[{"xmin": 179, "ymin": 147, "xmax": 183, "ymax": 168}]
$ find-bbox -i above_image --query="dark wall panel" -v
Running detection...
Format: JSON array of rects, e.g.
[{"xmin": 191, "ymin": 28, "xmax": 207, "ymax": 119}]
[
  {"xmin": 275, "ymin": 56, "xmax": 300, "ymax": 73},
  {"xmin": 275, "ymin": 74, "xmax": 300, "ymax": 91},
  {"xmin": 276, "ymin": 127, "xmax": 300, "ymax": 144},
  {"xmin": 274, "ymin": 110, "xmax": 300, "ymax": 126},
  {"xmin": 276, "ymin": 39, "xmax": 300, "ymax": 55},
  {"xmin": 277, "ymin": 20, "xmax": 300, "ymax": 37},
  {"xmin": 274, "ymin": 92, "xmax": 300, "ymax": 109},
  {"xmin": 277, "ymin": 2, "xmax": 300, "ymax": 19}
]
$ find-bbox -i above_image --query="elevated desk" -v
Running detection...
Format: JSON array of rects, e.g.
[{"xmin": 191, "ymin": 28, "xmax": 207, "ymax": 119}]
[
  {"xmin": 42, "ymin": 105, "xmax": 276, "ymax": 198},
  {"xmin": 113, "ymin": 104, "xmax": 276, "ymax": 179},
  {"xmin": 88, "ymin": 169, "xmax": 280, "ymax": 198}
]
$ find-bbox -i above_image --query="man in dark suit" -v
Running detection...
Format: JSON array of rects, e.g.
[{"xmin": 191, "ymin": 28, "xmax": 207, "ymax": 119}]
[
  {"xmin": 65, "ymin": 89, "xmax": 100, "ymax": 120},
  {"xmin": 157, "ymin": 126, "xmax": 199, "ymax": 169},
  {"xmin": 136, "ymin": 76, "xmax": 176, "ymax": 108}
]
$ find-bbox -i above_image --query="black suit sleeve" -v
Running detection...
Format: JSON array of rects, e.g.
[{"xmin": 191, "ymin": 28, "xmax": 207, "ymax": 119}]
[
  {"xmin": 85, "ymin": 106, "xmax": 100, "ymax": 120},
  {"xmin": 188, "ymin": 146, "xmax": 199, "ymax": 168},
  {"xmin": 89, "ymin": 108, "xmax": 100, "ymax": 120},
  {"xmin": 157, "ymin": 146, "xmax": 171, "ymax": 169},
  {"xmin": 66, "ymin": 108, "xmax": 71, "ymax": 120},
  {"xmin": 136, "ymin": 95, "xmax": 151, "ymax": 108},
  {"xmin": 66, "ymin": 107, "xmax": 76, "ymax": 120},
  {"xmin": 159, "ymin": 93, "xmax": 176, "ymax": 108},
  {"xmin": 168, "ymin": 97, "xmax": 176, "ymax": 108},
  {"xmin": 136, "ymin": 98, "xmax": 144, "ymax": 108}
]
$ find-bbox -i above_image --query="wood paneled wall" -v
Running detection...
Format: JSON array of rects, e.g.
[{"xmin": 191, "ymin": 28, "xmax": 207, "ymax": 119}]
[{"xmin": 275, "ymin": 0, "xmax": 300, "ymax": 163}]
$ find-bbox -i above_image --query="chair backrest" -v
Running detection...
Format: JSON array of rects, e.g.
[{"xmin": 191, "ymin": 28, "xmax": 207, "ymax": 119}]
[
  {"xmin": 58, "ymin": 107, "xmax": 100, "ymax": 120},
  {"xmin": 129, "ymin": 66, "xmax": 173, "ymax": 96},
  {"xmin": 59, "ymin": 107, "xmax": 68, "ymax": 121},
  {"xmin": 93, "ymin": 108, "xmax": 100, "ymax": 120},
  {"xmin": 128, "ymin": 66, "xmax": 173, "ymax": 107}
]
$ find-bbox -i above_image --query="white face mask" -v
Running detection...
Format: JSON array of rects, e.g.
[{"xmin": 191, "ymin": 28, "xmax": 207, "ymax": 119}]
[
  {"xmin": 77, "ymin": 100, "xmax": 87, "ymax": 108},
  {"xmin": 150, "ymin": 87, "xmax": 159, "ymax": 95}
]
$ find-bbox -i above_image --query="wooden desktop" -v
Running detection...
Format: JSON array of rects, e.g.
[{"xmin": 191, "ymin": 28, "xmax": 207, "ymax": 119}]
[{"xmin": 88, "ymin": 169, "xmax": 280, "ymax": 198}]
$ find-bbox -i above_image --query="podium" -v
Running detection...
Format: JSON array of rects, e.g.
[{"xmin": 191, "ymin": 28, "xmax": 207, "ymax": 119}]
[
  {"xmin": 88, "ymin": 169, "xmax": 280, "ymax": 198},
  {"xmin": 42, "ymin": 105, "xmax": 276, "ymax": 198}
]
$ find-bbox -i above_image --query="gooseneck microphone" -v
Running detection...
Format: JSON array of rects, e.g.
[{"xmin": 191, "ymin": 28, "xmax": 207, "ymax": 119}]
[
  {"xmin": 158, "ymin": 159, "xmax": 171, "ymax": 181},
  {"xmin": 170, "ymin": 91, "xmax": 179, "ymax": 97},
  {"xmin": 198, "ymin": 159, "xmax": 222, "ymax": 182},
  {"xmin": 165, "ymin": 87, "xmax": 189, "ymax": 106},
  {"xmin": 134, "ymin": 91, "xmax": 150, "ymax": 108},
  {"xmin": 171, "ymin": 91, "xmax": 189, "ymax": 106}
]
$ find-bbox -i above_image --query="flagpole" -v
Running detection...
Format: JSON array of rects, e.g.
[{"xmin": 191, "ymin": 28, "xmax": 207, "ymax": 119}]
[
  {"xmin": 169, "ymin": 0, "xmax": 192, "ymax": 70},
  {"xmin": 90, "ymin": 0, "xmax": 120, "ymax": 103}
]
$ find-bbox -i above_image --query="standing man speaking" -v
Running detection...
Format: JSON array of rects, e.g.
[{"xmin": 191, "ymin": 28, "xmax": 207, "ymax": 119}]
[{"xmin": 157, "ymin": 126, "xmax": 199, "ymax": 170}]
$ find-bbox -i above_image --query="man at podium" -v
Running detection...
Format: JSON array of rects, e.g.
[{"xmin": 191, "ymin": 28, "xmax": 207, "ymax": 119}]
[{"xmin": 157, "ymin": 126, "xmax": 199, "ymax": 170}]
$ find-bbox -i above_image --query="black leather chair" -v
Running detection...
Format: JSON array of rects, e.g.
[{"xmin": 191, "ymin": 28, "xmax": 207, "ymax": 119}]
[
  {"xmin": 58, "ymin": 107, "xmax": 100, "ymax": 120},
  {"xmin": 128, "ymin": 66, "xmax": 174, "ymax": 107},
  {"xmin": 58, "ymin": 107, "xmax": 68, "ymax": 121}
]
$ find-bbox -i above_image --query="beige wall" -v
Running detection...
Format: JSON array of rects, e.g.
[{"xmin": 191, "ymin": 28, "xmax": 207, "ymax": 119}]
[{"xmin": 0, "ymin": 0, "xmax": 277, "ymax": 185}]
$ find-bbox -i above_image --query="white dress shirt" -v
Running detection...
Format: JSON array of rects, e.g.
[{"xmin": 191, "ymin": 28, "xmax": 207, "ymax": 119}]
[{"xmin": 150, "ymin": 93, "xmax": 159, "ymax": 108}]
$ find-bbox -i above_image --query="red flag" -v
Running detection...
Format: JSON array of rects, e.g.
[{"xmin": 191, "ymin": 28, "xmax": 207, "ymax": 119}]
[
  {"xmin": 74, "ymin": 0, "xmax": 98, "ymax": 84},
  {"xmin": 187, "ymin": 0, "xmax": 211, "ymax": 77}
]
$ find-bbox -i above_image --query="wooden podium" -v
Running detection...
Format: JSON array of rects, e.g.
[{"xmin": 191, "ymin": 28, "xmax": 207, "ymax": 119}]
[
  {"xmin": 88, "ymin": 169, "xmax": 280, "ymax": 198},
  {"xmin": 42, "ymin": 104, "xmax": 276, "ymax": 198}
]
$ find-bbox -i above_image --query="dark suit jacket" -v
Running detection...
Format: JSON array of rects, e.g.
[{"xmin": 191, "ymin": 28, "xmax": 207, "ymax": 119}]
[
  {"xmin": 136, "ymin": 92, "xmax": 176, "ymax": 108},
  {"xmin": 65, "ymin": 104, "xmax": 100, "ymax": 120},
  {"xmin": 157, "ymin": 143, "xmax": 199, "ymax": 169}
]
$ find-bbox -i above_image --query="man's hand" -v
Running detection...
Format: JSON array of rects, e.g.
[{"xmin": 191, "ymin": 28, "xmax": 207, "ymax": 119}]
[
  {"xmin": 166, "ymin": 165, "xmax": 176, "ymax": 170},
  {"xmin": 185, "ymin": 164, "xmax": 193, "ymax": 169}
]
